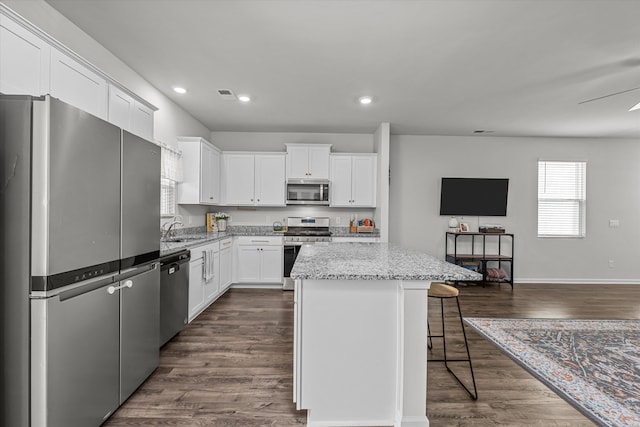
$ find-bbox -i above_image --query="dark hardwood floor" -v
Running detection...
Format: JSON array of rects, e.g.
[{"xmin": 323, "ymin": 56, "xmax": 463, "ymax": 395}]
[{"xmin": 104, "ymin": 284, "xmax": 640, "ymax": 427}]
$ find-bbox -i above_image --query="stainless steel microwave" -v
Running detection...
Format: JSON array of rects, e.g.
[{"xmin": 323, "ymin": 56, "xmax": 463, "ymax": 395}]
[{"xmin": 286, "ymin": 179, "xmax": 330, "ymax": 205}]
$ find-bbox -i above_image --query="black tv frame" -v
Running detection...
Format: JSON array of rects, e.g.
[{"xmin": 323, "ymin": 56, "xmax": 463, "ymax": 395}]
[{"xmin": 439, "ymin": 177, "xmax": 509, "ymax": 216}]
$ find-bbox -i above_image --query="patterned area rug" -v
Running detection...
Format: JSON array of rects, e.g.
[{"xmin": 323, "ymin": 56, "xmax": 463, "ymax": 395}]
[{"xmin": 464, "ymin": 318, "xmax": 640, "ymax": 427}]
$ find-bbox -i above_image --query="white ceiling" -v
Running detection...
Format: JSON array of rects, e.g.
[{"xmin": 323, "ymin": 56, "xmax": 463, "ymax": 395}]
[{"xmin": 45, "ymin": 0, "xmax": 640, "ymax": 138}]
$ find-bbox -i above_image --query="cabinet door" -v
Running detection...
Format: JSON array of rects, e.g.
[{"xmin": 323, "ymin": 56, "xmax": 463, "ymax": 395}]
[
  {"xmin": 255, "ymin": 154, "xmax": 286, "ymax": 206},
  {"xmin": 286, "ymin": 145, "xmax": 310, "ymax": 179},
  {"xmin": 237, "ymin": 246, "xmax": 261, "ymax": 282},
  {"xmin": 308, "ymin": 145, "xmax": 330, "ymax": 179},
  {"xmin": 220, "ymin": 240, "xmax": 233, "ymax": 290},
  {"xmin": 130, "ymin": 101, "xmax": 154, "ymax": 141},
  {"xmin": 209, "ymin": 147, "xmax": 221, "ymax": 203},
  {"xmin": 0, "ymin": 15, "xmax": 50, "ymax": 95},
  {"xmin": 200, "ymin": 143, "xmax": 215, "ymax": 204},
  {"xmin": 203, "ymin": 249, "xmax": 220, "ymax": 303},
  {"xmin": 351, "ymin": 155, "xmax": 377, "ymax": 207},
  {"xmin": 108, "ymin": 85, "xmax": 133, "ymax": 130},
  {"xmin": 188, "ymin": 258, "xmax": 205, "ymax": 321},
  {"xmin": 260, "ymin": 246, "xmax": 283, "ymax": 283},
  {"xmin": 119, "ymin": 267, "xmax": 160, "ymax": 403},
  {"xmin": 50, "ymin": 48, "xmax": 108, "ymax": 119},
  {"xmin": 223, "ymin": 154, "xmax": 255, "ymax": 205},
  {"xmin": 329, "ymin": 155, "xmax": 353, "ymax": 207}
]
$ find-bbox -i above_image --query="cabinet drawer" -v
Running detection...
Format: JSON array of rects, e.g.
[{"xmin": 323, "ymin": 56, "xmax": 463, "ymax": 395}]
[
  {"xmin": 220, "ymin": 237, "xmax": 233, "ymax": 249},
  {"xmin": 235, "ymin": 236, "xmax": 282, "ymax": 246}
]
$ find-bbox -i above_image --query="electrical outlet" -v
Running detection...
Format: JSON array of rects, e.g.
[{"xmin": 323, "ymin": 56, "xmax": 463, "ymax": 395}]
[
  {"xmin": 609, "ymin": 219, "xmax": 620, "ymax": 228},
  {"xmin": 335, "ymin": 217, "xmax": 341, "ymax": 225},
  {"xmin": 608, "ymin": 260, "xmax": 615, "ymax": 269}
]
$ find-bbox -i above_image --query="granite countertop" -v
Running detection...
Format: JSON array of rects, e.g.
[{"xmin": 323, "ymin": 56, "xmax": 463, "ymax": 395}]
[
  {"xmin": 160, "ymin": 225, "xmax": 286, "ymax": 257},
  {"xmin": 290, "ymin": 242, "xmax": 483, "ymax": 282}
]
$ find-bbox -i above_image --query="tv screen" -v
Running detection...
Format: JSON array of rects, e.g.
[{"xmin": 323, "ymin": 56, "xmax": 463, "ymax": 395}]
[{"xmin": 439, "ymin": 178, "xmax": 509, "ymax": 216}]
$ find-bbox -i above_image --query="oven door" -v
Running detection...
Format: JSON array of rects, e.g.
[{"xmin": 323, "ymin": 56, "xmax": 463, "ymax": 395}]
[{"xmin": 283, "ymin": 243, "xmax": 302, "ymax": 290}]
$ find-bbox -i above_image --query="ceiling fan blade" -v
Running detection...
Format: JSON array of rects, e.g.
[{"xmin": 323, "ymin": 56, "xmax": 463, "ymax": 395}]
[{"xmin": 578, "ymin": 86, "xmax": 640, "ymax": 104}]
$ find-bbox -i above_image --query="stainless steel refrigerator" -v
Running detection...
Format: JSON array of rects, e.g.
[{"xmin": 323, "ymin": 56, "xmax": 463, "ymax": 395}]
[{"xmin": 1, "ymin": 95, "xmax": 161, "ymax": 427}]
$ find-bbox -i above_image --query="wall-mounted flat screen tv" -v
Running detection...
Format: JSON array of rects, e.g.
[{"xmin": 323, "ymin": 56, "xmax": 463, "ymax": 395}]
[{"xmin": 439, "ymin": 178, "xmax": 509, "ymax": 216}]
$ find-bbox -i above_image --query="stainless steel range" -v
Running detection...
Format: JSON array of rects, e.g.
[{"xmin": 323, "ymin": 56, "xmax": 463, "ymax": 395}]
[{"xmin": 283, "ymin": 217, "xmax": 331, "ymax": 290}]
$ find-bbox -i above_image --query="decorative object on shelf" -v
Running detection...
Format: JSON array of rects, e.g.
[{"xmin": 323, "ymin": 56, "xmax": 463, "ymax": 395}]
[
  {"xmin": 273, "ymin": 221, "xmax": 283, "ymax": 231},
  {"xmin": 356, "ymin": 218, "xmax": 375, "ymax": 233},
  {"xmin": 459, "ymin": 223, "xmax": 470, "ymax": 232},
  {"xmin": 206, "ymin": 213, "xmax": 218, "ymax": 232},
  {"xmin": 214, "ymin": 212, "xmax": 230, "ymax": 231},
  {"xmin": 448, "ymin": 216, "xmax": 459, "ymax": 232}
]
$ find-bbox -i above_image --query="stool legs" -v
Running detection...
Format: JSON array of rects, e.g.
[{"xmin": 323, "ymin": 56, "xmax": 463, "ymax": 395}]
[{"xmin": 428, "ymin": 296, "xmax": 478, "ymax": 400}]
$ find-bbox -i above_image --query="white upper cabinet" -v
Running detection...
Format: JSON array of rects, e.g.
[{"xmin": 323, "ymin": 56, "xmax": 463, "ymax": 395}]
[
  {"xmin": 0, "ymin": 8, "xmax": 155, "ymax": 130},
  {"xmin": 177, "ymin": 137, "xmax": 222, "ymax": 205},
  {"xmin": 130, "ymin": 101, "xmax": 154, "ymax": 141},
  {"xmin": 286, "ymin": 144, "xmax": 331, "ymax": 180},
  {"xmin": 330, "ymin": 154, "xmax": 377, "ymax": 207},
  {"xmin": 50, "ymin": 48, "xmax": 108, "ymax": 120},
  {"xmin": 108, "ymin": 85, "xmax": 154, "ymax": 140},
  {"xmin": 222, "ymin": 153, "xmax": 256, "ymax": 205},
  {"xmin": 223, "ymin": 153, "xmax": 286, "ymax": 206},
  {"xmin": 255, "ymin": 154, "xmax": 286, "ymax": 205},
  {"xmin": 0, "ymin": 14, "xmax": 50, "ymax": 96}
]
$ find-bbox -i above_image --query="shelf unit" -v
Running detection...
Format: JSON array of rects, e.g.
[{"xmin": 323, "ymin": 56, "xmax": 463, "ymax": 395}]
[{"xmin": 445, "ymin": 232, "xmax": 514, "ymax": 289}]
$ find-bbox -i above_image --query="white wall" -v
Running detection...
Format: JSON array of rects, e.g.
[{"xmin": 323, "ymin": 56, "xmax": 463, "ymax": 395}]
[
  {"xmin": 2, "ymin": 0, "xmax": 211, "ymax": 146},
  {"xmin": 389, "ymin": 135, "xmax": 640, "ymax": 283}
]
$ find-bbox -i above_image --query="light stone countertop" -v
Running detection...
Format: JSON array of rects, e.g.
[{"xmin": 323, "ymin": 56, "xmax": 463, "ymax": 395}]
[
  {"xmin": 160, "ymin": 225, "xmax": 286, "ymax": 257},
  {"xmin": 290, "ymin": 242, "xmax": 483, "ymax": 282}
]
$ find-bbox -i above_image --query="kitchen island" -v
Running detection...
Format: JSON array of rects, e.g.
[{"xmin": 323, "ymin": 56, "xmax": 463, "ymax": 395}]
[{"xmin": 290, "ymin": 242, "xmax": 481, "ymax": 427}]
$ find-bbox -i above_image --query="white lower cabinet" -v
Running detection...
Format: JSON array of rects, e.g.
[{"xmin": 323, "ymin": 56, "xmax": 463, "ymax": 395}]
[
  {"xmin": 236, "ymin": 236, "xmax": 283, "ymax": 284},
  {"xmin": 219, "ymin": 238, "xmax": 233, "ymax": 291},
  {"xmin": 188, "ymin": 241, "xmax": 221, "ymax": 322}
]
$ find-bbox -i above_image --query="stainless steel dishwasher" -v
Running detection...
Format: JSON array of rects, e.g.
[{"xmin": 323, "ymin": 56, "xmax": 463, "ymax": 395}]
[{"xmin": 160, "ymin": 250, "xmax": 190, "ymax": 347}]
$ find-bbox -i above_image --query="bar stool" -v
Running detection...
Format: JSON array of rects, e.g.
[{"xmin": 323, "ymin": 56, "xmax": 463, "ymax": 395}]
[{"xmin": 427, "ymin": 282, "xmax": 478, "ymax": 400}]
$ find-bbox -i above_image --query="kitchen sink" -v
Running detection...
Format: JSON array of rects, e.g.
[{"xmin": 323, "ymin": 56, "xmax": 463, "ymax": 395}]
[{"xmin": 163, "ymin": 236, "xmax": 203, "ymax": 243}]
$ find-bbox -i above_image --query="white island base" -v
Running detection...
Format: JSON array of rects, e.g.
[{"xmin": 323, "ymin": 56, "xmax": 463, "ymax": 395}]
[{"xmin": 294, "ymin": 278, "xmax": 431, "ymax": 427}]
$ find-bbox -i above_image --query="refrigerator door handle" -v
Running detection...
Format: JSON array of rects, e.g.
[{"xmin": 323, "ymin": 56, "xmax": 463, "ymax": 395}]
[{"xmin": 107, "ymin": 280, "xmax": 133, "ymax": 295}]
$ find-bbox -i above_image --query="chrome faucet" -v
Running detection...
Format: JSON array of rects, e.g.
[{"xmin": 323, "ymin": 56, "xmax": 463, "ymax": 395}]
[{"xmin": 162, "ymin": 217, "xmax": 183, "ymax": 239}]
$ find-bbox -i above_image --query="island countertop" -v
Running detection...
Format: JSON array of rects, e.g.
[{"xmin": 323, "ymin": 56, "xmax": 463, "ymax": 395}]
[{"xmin": 290, "ymin": 242, "xmax": 483, "ymax": 282}]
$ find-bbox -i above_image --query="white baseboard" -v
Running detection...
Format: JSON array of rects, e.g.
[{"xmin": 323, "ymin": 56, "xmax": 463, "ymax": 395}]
[
  {"xmin": 514, "ymin": 278, "xmax": 640, "ymax": 285},
  {"xmin": 230, "ymin": 283, "xmax": 283, "ymax": 289}
]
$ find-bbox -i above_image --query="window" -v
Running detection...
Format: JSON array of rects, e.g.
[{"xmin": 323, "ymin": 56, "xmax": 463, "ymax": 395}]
[
  {"xmin": 537, "ymin": 160, "xmax": 586, "ymax": 237},
  {"xmin": 160, "ymin": 144, "xmax": 182, "ymax": 217}
]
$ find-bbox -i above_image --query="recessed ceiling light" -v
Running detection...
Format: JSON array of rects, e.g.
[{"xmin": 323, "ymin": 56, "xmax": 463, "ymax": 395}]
[
  {"xmin": 238, "ymin": 95, "xmax": 251, "ymax": 102},
  {"xmin": 173, "ymin": 87, "xmax": 187, "ymax": 94},
  {"xmin": 630, "ymin": 101, "xmax": 640, "ymax": 112},
  {"xmin": 358, "ymin": 96, "xmax": 373, "ymax": 105}
]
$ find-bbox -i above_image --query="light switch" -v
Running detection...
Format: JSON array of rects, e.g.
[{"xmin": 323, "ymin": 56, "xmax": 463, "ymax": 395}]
[{"xmin": 609, "ymin": 219, "xmax": 620, "ymax": 228}]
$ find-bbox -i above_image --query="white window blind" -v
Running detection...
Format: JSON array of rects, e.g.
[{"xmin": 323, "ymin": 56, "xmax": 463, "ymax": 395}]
[
  {"xmin": 160, "ymin": 143, "xmax": 182, "ymax": 217},
  {"xmin": 537, "ymin": 160, "xmax": 586, "ymax": 237}
]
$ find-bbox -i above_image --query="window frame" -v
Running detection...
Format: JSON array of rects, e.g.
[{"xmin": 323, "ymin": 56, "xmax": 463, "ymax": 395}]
[{"xmin": 537, "ymin": 160, "xmax": 587, "ymax": 238}]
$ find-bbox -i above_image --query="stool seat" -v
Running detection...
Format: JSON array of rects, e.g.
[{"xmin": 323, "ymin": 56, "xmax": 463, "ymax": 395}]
[{"xmin": 429, "ymin": 283, "xmax": 459, "ymax": 298}]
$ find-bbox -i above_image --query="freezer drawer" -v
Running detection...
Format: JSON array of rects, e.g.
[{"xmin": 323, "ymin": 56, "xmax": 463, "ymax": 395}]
[
  {"xmin": 31, "ymin": 277, "xmax": 120, "ymax": 427},
  {"xmin": 120, "ymin": 263, "xmax": 160, "ymax": 403}
]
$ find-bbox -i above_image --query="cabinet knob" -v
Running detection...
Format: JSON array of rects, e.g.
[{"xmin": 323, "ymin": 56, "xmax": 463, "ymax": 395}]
[
  {"xmin": 210, "ymin": 197, "xmax": 213, "ymax": 199},
  {"xmin": 251, "ymin": 198, "xmax": 254, "ymax": 202},
  {"xmin": 257, "ymin": 199, "xmax": 260, "ymax": 202}
]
